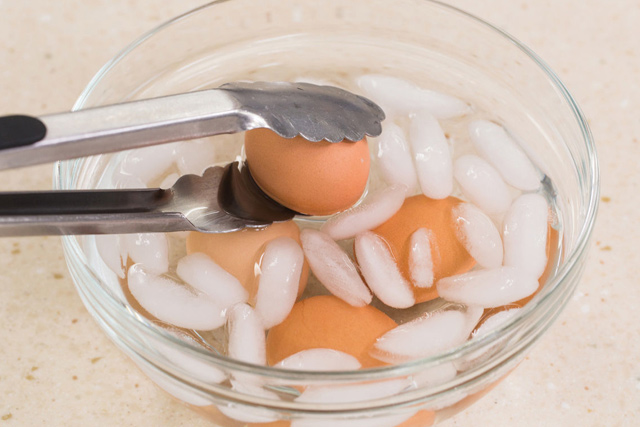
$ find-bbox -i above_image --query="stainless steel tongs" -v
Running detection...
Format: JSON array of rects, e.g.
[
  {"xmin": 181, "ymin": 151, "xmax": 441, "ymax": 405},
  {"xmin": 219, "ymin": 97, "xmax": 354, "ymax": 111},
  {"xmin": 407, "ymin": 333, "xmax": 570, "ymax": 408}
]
[{"xmin": 0, "ymin": 82, "xmax": 384, "ymax": 236}]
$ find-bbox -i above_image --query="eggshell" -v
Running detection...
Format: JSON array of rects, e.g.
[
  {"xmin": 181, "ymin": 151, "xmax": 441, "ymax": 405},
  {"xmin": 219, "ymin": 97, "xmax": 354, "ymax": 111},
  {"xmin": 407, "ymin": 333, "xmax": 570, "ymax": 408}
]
[
  {"xmin": 186, "ymin": 221, "xmax": 308, "ymax": 298},
  {"xmin": 266, "ymin": 295, "xmax": 397, "ymax": 368},
  {"xmin": 372, "ymin": 195, "xmax": 475, "ymax": 303},
  {"xmin": 244, "ymin": 129, "xmax": 370, "ymax": 216}
]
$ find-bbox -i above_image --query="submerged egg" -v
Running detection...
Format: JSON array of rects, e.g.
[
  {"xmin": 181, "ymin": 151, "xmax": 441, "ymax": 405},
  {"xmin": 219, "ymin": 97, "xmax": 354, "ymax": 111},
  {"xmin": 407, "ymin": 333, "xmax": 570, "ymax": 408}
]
[
  {"xmin": 265, "ymin": 295, "xmax": 397, "ymax": 368},
  {"xmin": 372, "ymin": 195, "xmax": 476, "ymax": 303},
  {"xmin": 244, "ymin": 129, "xmax": 370, "ymax": 216},
  {"xmin": 186, "ymin": 220, "xmax": 308, "ymax": 298},
  {"xmin": 396, "ymin": 410, "xmax": 436, "ymax": 427}
]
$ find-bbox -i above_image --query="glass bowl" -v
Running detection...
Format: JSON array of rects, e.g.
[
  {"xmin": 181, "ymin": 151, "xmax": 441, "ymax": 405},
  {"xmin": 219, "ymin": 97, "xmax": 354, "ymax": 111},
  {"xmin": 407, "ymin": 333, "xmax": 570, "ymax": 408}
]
[{"xmin": 56, "ymin": 0, "xmax": 599, "ymax": 425}]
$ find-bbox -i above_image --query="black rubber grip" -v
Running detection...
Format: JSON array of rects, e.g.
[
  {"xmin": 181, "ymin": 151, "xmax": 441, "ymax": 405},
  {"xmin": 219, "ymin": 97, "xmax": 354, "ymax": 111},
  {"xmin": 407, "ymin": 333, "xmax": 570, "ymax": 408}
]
[
  {"xmin": 0, "ymin": 115, "xmax": 47, "ymax": 149},
  {"xmin": 0, "ymin": 188, "xmax": 167, "ymax": 215}
]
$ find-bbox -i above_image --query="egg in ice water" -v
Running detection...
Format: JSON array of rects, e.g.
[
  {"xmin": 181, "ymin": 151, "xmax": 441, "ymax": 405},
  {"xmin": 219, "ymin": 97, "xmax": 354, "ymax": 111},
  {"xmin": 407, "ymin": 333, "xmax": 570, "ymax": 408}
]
[{"xmin": 244, "ymin": 129, "xmax": 371, "ymax": 216}]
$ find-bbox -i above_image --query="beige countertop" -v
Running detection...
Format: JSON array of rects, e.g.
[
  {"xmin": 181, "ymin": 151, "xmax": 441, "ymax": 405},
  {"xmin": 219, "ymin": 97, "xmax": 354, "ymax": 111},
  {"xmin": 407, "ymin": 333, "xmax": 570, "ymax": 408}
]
[{"xmin": 0, "ymin": 0, "xmax": 637, "ymax": 425}]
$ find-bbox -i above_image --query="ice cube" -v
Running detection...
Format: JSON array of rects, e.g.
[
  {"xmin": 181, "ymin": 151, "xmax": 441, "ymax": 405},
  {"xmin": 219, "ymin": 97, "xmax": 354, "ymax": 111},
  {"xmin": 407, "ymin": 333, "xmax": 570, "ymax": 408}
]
[
  {"xmin": 159, "ymin": 172, "xmax": 179, "ymax": 189},
  {"xmin": 321, "ymin": 184, "xmax": 407, "ymax": 241},
  {"xmin": 452, "ymin": 202, "xmax": 503, "ymax": 269},
  {"xmin": 300, "ymin": 229, "xmax": 372, "ymax": 307},
  {"xmin": 218, "ymin": 380, "xmax": 280, "ymax": 423},
  {"xmin": 411, "ymin": 362, "xmax": 457, "ymax": 388},
  {"xmin": 227, "ymin": 303, "xmax": 266, "ymax": 365},
  {"xmin": 123, "ymin": 233, "xmax": 169, "ymax": 275},
  {"xmin": 95, "ymin": 234, "xmax": 127, "ymax": 279},
  {"xmin": 157, "ymin": 331, "xmax": 226, "ymax": 384},
  {"xmin": 453, "ymin": 154, "xmax": 511, "ymax": 214},
  {"xmin": 127, "ymin": 264, "xmax": 225, "ymax": 330},
  {"xmin": 503, "ymin": 193, "xmax": 549, "ymax": 278},
  {"xmin": 469, "ymin": 120, "xmax": 541, "ymax": 191},
  {"xmin": 293, "ymin": 377, "xmax": 417, "ymax": 427},
  {"xmin": 436, "ymin": 266, "xmax": 538, "ymax": 308},
  {"xmin": 175, "ymin": 139, "xmax": 216, "ymax": 176},
  {"xmin": 456, "ymin": 308, "xmax": 522, "ymax": 372},
  {"xmin": 373, "ymin": 123, "xmax": 418, "ymax": 191},
  {"xmin": 371, "ymin": 310, "xmax": 470, "ymax": 363},
  {"xmin": 296, "ymin": 378, "xmax": 411, "ymax": 404},
  {"xmin": 291, "ymin": 413, "xmax": 415, "ymax": 427},
  {"xmin": 355, "ymin": 231, "xmax": 415, "ymax": 309},
  {"xmin": 408, "ymin": 228, "xmax": 435, "ymax": 288},
  {"xmin": 356, "ymin": 74, "xmax": 470, "ymax": 119},
  {"xmin": 176, "ymin": 252, "xmax": 248, "ymax": 310},
  {"xmin": 409, "ymin": 111, "xmax": 453, "ymax": 199},
  {"xmin": 473, "ymin": 308, "xmax": 522, "ymax": 339},
  {"xmin": 274, "ymin": 348, "xmax": 362, "ymax": 371},
  {"xmin": 254, "ymin": 237, "xmax": 304, "ymax": 329},
  {"xmin": 464, "ymin": 305, "xmax": 485, "ymax": 336},
  {"xmin": 118, "ymin": 144, "xmax": 177, "ymax": 184},
  {"xmin": 111, "ymin": 170, "xmax": 147, "ymax": 189},
  {"xmin": 294, "ymin": 76, "xmax": 333, "ymax": 86}
]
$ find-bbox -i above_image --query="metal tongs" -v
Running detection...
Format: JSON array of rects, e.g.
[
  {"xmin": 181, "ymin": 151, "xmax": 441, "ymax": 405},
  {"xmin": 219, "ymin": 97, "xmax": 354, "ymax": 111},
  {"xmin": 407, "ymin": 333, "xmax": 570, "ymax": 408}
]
[{"xmin": 0, "ymin": 82, "xmax": 384, "ymax": 236}]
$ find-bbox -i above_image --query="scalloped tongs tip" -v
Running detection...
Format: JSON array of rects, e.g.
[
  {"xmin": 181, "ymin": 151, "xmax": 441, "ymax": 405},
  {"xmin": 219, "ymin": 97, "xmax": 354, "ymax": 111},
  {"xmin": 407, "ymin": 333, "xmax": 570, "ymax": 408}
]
[{"xmin": 0, "ymin": 82, "xmax": 385, "ymax": 236}]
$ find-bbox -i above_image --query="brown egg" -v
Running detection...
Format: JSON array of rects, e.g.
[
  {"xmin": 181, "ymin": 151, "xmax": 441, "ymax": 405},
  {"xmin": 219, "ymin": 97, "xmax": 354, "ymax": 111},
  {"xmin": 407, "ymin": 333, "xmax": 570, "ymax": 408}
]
[
  {"xmin": 186, "ymin": 220, "xmax": 308, "ymax": 298},
  {"xmin": 265, "ymin": 295, "xmax": 397, "ymax": 368},
  {"xmin": 372, "ymin": 195, "xmax": 475, "ymax": 304},
  {"xmin": 395, "ymin": 410, "xmax": 436, "ymax": 427},
  {"xmin": 244, "ymin": 128, "xmax": 370, "ymax": 216}
]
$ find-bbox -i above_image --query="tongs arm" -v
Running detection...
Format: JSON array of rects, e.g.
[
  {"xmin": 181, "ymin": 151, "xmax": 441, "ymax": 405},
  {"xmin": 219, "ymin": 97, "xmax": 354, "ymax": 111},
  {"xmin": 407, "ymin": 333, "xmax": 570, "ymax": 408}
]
[
  {"xmin": 0, "ymin": 89, "xmax": 244, "ymax": 170},
  {"xmin": 0, "ymin": 189, "xmax": 194, "ymax": 236}
]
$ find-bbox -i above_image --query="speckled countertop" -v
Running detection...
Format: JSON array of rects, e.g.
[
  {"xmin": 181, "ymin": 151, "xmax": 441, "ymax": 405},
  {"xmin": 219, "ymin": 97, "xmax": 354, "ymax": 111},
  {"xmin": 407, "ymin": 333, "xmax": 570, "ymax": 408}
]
[{"xmin": 0, "ymin": 0, "xmax": 638, "ymax": 426}]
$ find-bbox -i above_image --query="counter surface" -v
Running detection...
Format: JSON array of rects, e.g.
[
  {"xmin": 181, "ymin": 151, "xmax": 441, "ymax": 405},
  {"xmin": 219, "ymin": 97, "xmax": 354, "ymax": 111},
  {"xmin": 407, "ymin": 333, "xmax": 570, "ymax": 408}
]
[{"xmin": 0, "ymin": 1, "xmax": 637, "ymax": 425}]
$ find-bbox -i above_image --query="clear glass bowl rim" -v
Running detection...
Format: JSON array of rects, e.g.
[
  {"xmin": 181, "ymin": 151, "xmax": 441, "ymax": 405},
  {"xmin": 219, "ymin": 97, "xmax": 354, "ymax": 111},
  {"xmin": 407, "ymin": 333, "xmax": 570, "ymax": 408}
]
[{"xmin": 56, "ymin": 0, "xmax": 600, "ymax": 383}]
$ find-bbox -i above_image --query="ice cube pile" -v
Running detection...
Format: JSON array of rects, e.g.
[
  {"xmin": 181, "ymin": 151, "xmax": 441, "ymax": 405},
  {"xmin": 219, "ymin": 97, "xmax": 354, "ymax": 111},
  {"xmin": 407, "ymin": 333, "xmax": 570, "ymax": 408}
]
[{"xmin": 93, "ymin": 74, "xmax": 556, "ymax": 422}]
